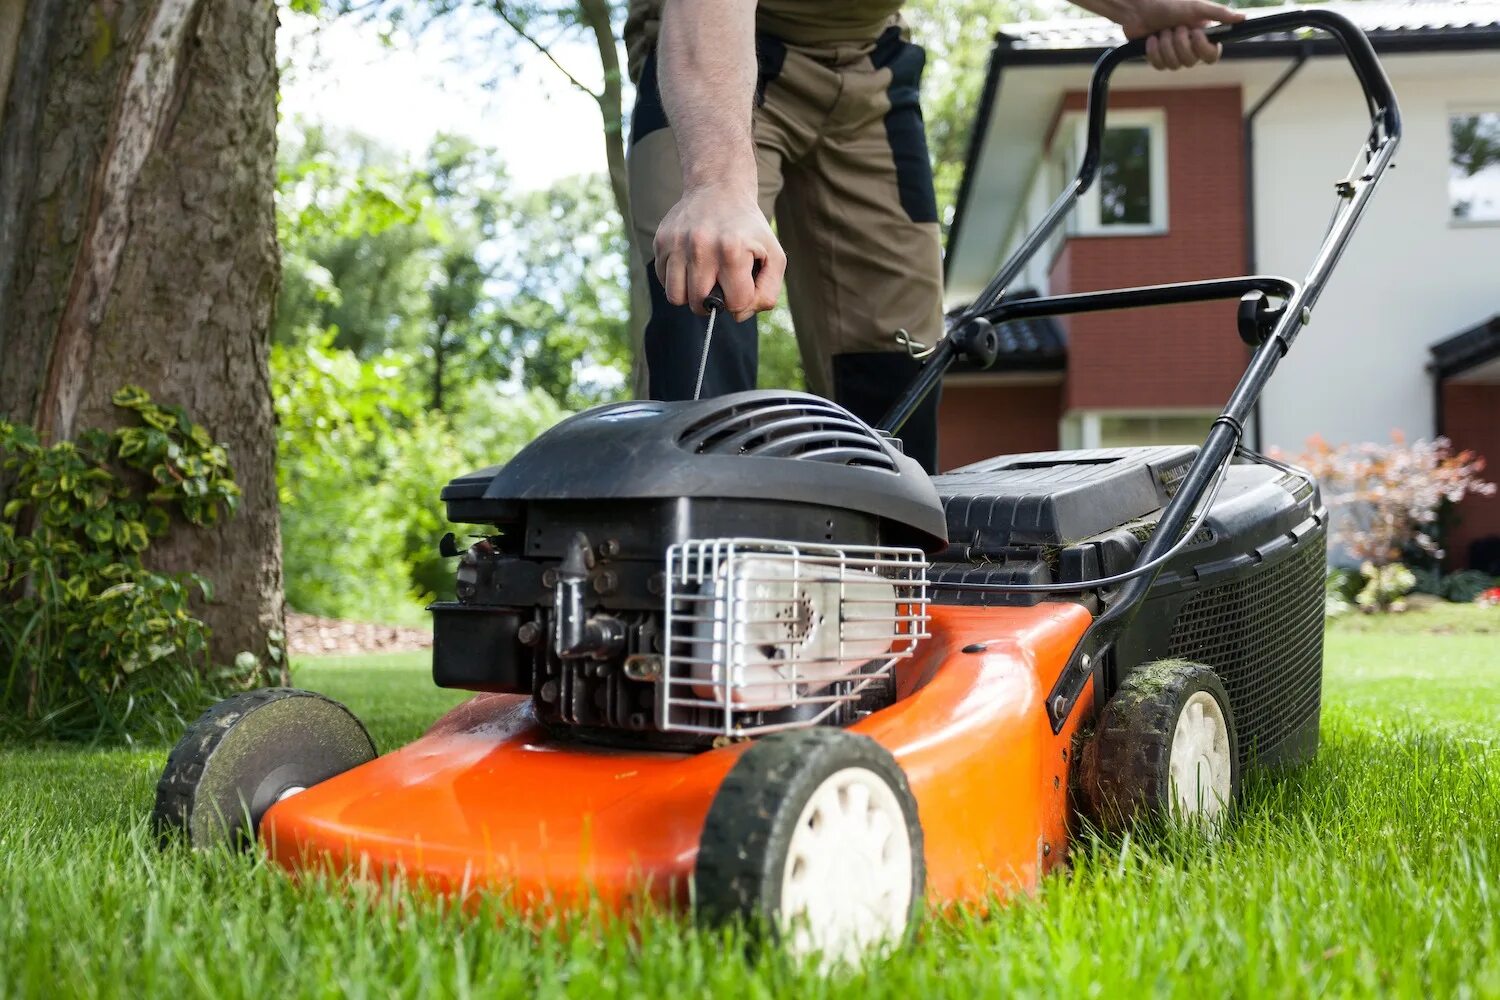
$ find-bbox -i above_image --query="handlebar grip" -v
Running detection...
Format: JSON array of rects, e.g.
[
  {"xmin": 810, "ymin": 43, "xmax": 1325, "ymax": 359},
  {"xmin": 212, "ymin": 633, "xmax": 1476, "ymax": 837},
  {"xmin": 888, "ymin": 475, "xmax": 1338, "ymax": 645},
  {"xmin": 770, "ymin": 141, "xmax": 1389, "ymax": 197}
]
[
  {"xmin": 1103, "ymin": 10, "xmax": 1398, "ymax": 131},
  {"xmin": 703, "ymin": 259, "xmax": 765, "ymax": 313}
]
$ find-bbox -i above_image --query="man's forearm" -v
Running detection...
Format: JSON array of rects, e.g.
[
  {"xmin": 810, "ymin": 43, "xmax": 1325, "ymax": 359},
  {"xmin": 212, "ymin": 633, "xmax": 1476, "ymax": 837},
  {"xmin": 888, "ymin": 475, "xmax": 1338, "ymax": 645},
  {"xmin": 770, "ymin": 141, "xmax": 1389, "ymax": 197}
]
[{"xmin": 657, "ymin": 0, "xmax": 759, "ymax": 196}]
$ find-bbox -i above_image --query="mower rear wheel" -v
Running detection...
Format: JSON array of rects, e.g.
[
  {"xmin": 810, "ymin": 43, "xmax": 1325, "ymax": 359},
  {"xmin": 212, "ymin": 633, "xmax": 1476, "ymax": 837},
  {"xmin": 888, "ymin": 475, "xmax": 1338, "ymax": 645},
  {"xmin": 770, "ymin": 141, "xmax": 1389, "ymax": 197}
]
[
  {"xmin": 153, "ymin": 688, "xmax": 376, "ymax": 849},
  {"xmin": 1082, "ymin": 660, "xmax": 1239, "ymax": 829},
  {"xmin": 693, "ymin": 728, "xmax": 924, "ymax": 964}
]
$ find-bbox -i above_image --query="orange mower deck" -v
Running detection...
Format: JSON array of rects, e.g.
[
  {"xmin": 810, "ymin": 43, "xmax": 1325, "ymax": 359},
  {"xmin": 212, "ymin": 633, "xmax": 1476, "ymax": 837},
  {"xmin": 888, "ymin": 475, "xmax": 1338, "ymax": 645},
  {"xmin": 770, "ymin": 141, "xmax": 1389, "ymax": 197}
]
[{"xmin": 261, "ymin": 602, "xmax": 1093, "ymax": 912}]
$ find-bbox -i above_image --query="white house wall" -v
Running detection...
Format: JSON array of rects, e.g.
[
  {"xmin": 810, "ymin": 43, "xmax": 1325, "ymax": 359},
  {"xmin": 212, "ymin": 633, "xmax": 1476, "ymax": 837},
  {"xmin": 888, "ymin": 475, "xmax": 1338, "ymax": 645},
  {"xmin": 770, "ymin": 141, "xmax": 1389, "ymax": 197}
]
[{"xmin": 1254, "ymin": 51, "xmax": 1500, "ymax": 452}]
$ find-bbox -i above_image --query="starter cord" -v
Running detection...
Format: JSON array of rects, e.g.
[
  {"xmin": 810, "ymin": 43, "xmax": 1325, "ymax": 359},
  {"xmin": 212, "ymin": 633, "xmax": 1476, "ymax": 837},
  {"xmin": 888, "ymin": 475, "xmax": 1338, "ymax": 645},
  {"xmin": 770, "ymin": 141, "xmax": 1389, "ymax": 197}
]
[{"xmin": 693, "ymin": 306, "xmax": 718, "ymax": 401}]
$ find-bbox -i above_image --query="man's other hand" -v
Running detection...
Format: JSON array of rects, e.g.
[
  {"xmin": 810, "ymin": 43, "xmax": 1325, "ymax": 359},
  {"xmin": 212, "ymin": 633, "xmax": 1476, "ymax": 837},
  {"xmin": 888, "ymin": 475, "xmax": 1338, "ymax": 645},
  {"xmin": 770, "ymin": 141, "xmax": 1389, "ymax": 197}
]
[
  {"xmin": 653, "ymin": 185, "xmax": 787, "ymax": 321},
  {"xmin": 1116, "ymin": 0, "xmax": 1246, "ymax": 70}
]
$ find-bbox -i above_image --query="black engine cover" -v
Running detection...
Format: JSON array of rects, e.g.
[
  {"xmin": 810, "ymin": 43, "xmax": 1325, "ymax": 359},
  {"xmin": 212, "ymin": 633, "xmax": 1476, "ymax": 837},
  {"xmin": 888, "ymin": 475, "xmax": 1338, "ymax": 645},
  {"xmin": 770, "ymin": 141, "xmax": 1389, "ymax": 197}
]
[{"xmin": 440, "ymin": 390, "xmax": 948, "ymax": 552}]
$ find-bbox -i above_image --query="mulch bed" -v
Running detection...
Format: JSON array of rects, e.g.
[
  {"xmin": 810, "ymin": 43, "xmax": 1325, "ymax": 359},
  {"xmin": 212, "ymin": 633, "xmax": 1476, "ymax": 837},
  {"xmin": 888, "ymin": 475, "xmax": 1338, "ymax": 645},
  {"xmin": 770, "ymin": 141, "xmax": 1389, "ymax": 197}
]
[{"xmin": 285, "ymin": 610, "xmax": 432, "ymax": 657}]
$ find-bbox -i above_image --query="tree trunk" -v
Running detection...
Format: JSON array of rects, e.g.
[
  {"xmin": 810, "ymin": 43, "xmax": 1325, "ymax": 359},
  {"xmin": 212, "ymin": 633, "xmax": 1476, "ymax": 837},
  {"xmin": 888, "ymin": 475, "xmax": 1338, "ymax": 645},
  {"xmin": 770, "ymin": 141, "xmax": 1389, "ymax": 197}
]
[{"xmin": 0, "ymin": 0, "xmax": 285, "ymax": 676}]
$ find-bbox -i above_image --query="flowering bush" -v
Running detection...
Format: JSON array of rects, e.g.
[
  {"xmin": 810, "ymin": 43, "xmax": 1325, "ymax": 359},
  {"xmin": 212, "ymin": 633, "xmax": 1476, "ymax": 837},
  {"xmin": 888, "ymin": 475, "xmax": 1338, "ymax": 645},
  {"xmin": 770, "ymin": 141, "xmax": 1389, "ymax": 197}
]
[
  {"xmin": 1478, "ymin": 586, "xmax": 1500, "ymax": 607},
  {"xmin": 1289, "ymin": 434, "xmax": 1496, "ymax": 565}
]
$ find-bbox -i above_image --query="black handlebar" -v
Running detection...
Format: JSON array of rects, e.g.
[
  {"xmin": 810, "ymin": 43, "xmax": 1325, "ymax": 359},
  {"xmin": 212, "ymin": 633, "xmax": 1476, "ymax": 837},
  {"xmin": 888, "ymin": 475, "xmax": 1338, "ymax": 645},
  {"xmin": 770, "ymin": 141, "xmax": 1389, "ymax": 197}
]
[
  {"xmin": 1070, "ymin": 11, "xmax": 1400, "ymax": 192},
  {"xmin": 872, "ymin": 9, "xmax": 1403, "ymax": 732},
  {"xmin": 997, "ymin": 8, "xmax": 1398, "ymax": 322},
  {"xmin": 879, "ymin": 8, "xmax": 1402, "ymax": 434}
]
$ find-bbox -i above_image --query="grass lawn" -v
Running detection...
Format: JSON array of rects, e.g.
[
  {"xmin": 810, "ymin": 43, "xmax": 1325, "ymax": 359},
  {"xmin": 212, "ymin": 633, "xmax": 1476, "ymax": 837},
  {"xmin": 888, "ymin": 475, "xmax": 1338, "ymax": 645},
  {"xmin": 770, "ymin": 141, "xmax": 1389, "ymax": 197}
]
[{"xmin": 2, "ymin": 607, "xmax": 1498, "ymax": 997}]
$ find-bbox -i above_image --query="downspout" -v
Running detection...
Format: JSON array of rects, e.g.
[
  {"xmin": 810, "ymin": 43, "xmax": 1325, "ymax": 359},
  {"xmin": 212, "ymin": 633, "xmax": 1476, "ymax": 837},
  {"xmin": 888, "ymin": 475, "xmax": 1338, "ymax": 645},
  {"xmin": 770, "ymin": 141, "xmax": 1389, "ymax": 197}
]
[{"xmin": 1243, "ymin": 46, "xmax": 1309, "ymax": 451}]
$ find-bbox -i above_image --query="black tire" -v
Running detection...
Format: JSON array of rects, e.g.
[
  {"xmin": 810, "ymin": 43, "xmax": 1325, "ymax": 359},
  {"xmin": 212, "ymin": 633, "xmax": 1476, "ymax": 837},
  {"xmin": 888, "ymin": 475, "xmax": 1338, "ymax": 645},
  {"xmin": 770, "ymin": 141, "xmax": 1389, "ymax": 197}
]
[
  {"xmin": 153, "ymin": 688, "xmax": 376, "ymax": 849},
  {"xmin": 1081, "ymin": 660, "xmax": 1240, "ymax": 829},
  {"xmin": 694, "ymin": 728, "xmax": 924, "ymax": 961}
]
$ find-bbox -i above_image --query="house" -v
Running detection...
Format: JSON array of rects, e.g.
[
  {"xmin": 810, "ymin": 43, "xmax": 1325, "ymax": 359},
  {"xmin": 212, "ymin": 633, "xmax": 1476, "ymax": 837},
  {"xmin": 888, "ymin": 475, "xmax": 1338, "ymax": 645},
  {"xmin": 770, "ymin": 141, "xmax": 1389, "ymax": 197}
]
[{"xmin": 940, "ymin": 0, "xmax": 1500, "ymax": 570}]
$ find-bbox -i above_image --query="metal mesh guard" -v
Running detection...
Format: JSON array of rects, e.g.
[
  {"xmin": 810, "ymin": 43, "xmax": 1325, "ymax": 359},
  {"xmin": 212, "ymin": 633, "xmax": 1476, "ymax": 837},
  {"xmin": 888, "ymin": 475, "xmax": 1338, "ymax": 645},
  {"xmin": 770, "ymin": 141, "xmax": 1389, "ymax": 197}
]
[{"xmin": 661, "ymin": 538, "xmax": 930, "ymax": 737}]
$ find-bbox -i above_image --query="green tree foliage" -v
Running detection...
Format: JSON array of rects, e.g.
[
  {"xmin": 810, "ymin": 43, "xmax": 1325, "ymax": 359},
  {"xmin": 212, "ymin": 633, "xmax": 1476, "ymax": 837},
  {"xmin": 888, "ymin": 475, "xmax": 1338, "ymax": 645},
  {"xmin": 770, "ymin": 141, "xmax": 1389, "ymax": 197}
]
[
  {"xmin": 0, "ymin": 389, "xmax": 253, "ymax": 742},
  {"xmin": 276, "ymin": 125, "xmax": 436, "ymax": 357},
  {"xmin": 274, "ymin": 339, "xmax": 564, "ymax": 623},
  {"xmin": 277, "ymin": 122, "xmax": 633, "ymax": 410},
  {"xmin": 487, "ymin": 175, "xmax": 632, "ymax": 408}
]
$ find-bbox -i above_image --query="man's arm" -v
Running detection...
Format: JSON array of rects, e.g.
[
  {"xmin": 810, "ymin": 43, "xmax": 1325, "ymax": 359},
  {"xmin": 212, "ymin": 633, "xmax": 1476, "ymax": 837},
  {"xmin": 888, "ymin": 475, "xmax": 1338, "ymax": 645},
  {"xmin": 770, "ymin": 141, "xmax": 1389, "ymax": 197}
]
[
  {"xmin": 1076, "ymin": 0, "xmax": 1246, "ymax": 69},
  {"xmin": 653, "ymin": 0, "xmax": 786, "ymax": 321}
]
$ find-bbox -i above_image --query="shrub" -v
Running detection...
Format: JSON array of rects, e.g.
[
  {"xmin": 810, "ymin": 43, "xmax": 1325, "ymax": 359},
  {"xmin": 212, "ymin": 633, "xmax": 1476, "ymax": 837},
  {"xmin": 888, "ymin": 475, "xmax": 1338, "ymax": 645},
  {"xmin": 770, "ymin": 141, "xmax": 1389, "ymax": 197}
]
[
  {"xmin": 1289, "ymin": 433, "xmax": 1495, "ymax": 565},
  {"xmin": 1412, "ymin": 567, "xmax": 1497, "ymax": 604},
  {"xmin": 0, "ymin": 388, "xmax": 250, "ymax": 742},
  {"xmin": 1324, "ymin": 568, "xmax": 1361, "ymax": 618}
]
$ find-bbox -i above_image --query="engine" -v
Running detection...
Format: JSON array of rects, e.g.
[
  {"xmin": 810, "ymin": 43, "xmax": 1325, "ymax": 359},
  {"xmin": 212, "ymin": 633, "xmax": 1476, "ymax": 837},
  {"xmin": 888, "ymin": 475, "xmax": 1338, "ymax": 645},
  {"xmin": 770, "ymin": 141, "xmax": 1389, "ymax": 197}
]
[{"xmin": 429, "ymin": 391, "xmax": 947, "ymax": 748}]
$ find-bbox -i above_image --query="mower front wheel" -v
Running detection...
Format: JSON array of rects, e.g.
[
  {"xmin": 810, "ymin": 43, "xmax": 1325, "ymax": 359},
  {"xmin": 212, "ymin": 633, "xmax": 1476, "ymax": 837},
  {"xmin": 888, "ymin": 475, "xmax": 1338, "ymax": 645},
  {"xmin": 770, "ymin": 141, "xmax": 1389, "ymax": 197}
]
[
  {"xmin": 153, "ymin": 688, "xmax": 376, "ymax": 849},
  {"xmin": 693, "ymin": 728, "xmax": 925, "ymax": 964},
  {"xmin": 1082, "ymin": 660, "xmax": 1239, "ymax": 830}
]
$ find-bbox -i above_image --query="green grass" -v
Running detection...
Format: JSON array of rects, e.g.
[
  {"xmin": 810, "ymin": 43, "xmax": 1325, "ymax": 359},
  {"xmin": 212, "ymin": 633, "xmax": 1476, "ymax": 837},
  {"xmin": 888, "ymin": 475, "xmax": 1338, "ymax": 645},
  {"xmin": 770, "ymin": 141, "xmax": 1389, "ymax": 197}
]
[
  {"xmin": 1329, "ymin": 598, "xmax": 1500, "ymax": 636},
  {"xmin": 3, "ymin": 613, "xmax": 1498, "ymax": 998}
]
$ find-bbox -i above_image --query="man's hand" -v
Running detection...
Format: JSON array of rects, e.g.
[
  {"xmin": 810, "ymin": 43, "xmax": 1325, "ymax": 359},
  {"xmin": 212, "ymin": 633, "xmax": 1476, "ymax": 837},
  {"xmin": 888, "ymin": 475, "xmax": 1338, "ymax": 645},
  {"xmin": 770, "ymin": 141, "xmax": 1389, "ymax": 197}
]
[
  {"xmin": 654, "ymin": 185, "xmax": 786, "ymax": 321},
  {"xmin": 1110, "ymin": 0, "xmax": 1246, "ymax": 69}
]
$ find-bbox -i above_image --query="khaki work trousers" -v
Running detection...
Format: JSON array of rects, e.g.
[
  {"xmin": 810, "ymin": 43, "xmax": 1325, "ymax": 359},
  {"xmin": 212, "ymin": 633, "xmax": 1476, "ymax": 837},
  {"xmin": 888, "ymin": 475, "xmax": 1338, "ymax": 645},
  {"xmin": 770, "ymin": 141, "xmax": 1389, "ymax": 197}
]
[{"xmin": 626, "ymin": 24, "xmax": 944, "ymax": 470}]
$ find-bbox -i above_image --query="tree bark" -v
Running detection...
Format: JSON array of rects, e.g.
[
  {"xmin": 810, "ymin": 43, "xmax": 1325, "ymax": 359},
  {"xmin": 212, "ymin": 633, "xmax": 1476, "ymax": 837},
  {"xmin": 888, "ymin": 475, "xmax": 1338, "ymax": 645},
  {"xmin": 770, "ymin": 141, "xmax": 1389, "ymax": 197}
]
[{"xmin": 0, "ymin": 0, "xmax": 285, "ymax": 675}]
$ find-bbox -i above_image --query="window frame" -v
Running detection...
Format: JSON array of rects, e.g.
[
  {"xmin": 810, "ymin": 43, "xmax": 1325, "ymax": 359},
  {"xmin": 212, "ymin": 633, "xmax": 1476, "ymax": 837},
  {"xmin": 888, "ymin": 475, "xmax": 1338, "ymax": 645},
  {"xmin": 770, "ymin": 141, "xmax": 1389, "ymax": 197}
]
[
  {"xmin": 1061, "ymin": 408, "xmax": 1217, "ymax": 450},
  {"xmin": 1447, "ymin": 105, "xmax": 1500, "ymax": 229},
  {"xmin": 1055, "ymin": 108, "xmax": 1170, "ymax": 238}
]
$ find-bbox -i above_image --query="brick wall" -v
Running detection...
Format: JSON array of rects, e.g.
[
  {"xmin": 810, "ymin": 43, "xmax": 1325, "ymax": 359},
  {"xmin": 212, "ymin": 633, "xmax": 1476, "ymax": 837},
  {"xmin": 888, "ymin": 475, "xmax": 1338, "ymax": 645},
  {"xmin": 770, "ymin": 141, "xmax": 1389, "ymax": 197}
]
[
  {"xmin": 1050, "ymin": 87, "xmax": 1248, "ymax": 412},
  {"xmin": 1441, "ymin": 380, "xmax": 1500, "ymax": 571},
  {"xmin": 937, "ymin": 382, "xmax": 1062, "ymax": 472}
]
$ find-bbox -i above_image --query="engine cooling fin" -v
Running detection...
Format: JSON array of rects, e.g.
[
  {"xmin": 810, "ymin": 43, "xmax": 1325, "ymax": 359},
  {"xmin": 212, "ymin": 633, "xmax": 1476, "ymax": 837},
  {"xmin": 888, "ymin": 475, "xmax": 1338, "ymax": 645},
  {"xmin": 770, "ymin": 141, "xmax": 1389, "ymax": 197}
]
[{"xmin": 678, "ymin": 395, "xmax": 899, "ymax": 473}]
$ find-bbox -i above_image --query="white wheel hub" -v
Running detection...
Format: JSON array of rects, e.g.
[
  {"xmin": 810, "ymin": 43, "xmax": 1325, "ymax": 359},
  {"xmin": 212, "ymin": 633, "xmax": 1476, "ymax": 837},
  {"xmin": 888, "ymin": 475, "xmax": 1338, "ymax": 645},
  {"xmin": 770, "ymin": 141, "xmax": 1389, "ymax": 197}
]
[
  {"xmin": 778, "ymin": 766, "xmax": 913, "ymax": 964},
  {"xmin": 1169, "ymin": 691, "xmax": 1233, "ymax": 822}
]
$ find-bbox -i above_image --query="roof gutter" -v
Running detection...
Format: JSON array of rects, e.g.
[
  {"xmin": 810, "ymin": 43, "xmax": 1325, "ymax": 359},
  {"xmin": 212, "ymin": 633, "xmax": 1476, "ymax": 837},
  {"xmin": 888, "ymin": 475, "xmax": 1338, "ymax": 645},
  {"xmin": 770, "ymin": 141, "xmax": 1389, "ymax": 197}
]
[{"xmin": 1243, "ymin": 46, "xmax": 1309, "ymax": 451}]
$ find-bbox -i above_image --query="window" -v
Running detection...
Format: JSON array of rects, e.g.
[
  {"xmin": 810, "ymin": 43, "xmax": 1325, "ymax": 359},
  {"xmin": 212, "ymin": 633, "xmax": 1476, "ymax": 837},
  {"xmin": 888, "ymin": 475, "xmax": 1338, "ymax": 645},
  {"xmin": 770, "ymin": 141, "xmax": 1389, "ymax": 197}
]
[
  {"xmin": 1098, "ymin": 127, "xmax": 1155, "ymax": 225},
  {"xmin": 1450, "ymin": 110, "xmax": 1500, "ymax": 224},
  {"xmin": 1062, "ymin": 410, "xmax": 1214, "ymax": 450},
  {"xmin": 1057, "ymin": 110, "xmax": 1169, "ymax": 236},
  {"xmin": 1096, "ymin": 412, "xmax": 1213, "ymax": 448}
]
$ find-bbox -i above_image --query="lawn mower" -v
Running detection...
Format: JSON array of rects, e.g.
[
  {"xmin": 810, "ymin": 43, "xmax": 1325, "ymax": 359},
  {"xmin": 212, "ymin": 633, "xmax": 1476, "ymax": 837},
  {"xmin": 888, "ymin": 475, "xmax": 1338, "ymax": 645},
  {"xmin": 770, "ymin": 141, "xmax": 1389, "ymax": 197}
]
[{"xmin": 153, "ymin": 10, "xmax": 1400, "ymax": 964}]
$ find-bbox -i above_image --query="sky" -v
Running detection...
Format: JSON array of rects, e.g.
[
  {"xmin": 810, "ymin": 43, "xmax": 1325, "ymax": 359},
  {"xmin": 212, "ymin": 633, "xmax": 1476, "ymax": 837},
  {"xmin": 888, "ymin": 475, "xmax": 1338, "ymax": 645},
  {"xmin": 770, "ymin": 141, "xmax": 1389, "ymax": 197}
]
[{"xmin": 277, "ymin": 7, "xmax": 610, "ymax": 190}]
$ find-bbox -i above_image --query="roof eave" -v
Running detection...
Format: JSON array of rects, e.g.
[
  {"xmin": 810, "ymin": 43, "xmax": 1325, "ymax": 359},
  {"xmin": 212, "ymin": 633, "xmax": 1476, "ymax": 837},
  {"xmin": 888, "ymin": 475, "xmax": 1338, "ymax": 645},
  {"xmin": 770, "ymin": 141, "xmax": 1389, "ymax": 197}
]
[
  {"xmin": 1430, "ymin": 315, "xmax": 1500, "ymax": 380},
  {"xmin": 943, "ymin": 35, "xmax": 1014, "ymax": 271}
]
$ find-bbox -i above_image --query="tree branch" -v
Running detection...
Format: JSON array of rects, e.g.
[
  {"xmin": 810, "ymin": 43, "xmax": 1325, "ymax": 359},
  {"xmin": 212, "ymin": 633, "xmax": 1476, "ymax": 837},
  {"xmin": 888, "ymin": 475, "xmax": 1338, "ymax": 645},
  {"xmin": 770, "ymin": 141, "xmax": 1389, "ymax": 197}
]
[{"xmin": 489, "ymin": 2, "xmax": 602, "ymax": 106}]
